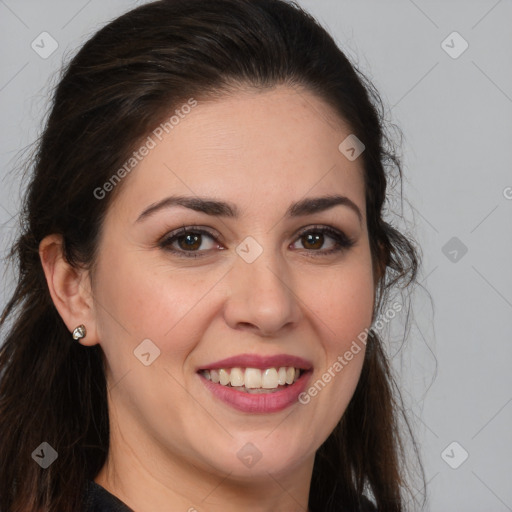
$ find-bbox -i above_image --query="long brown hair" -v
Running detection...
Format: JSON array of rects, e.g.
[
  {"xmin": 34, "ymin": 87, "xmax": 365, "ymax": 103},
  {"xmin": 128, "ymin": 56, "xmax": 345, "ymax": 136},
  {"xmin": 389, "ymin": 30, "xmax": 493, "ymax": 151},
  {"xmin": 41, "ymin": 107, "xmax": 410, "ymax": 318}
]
[{"xmin": 0, "ymin": 1, "xmax": 425, "ymax": 510}]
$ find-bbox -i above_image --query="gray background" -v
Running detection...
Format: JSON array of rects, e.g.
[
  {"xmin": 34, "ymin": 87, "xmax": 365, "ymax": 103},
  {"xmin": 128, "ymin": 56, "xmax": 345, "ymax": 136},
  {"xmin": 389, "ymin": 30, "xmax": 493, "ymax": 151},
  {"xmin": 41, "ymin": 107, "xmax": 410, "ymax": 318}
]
[{"xmin": 1, "ymin": 1, "xmax": 511, "ymax": 510}]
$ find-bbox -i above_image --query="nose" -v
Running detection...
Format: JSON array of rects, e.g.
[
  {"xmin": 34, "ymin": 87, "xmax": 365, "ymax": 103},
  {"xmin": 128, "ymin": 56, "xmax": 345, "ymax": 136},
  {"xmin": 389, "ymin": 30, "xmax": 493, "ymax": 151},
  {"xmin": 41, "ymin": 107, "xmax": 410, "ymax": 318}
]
[{"xmin": 223, "ymin": 246, "xmax": 302, "ymax": 338}]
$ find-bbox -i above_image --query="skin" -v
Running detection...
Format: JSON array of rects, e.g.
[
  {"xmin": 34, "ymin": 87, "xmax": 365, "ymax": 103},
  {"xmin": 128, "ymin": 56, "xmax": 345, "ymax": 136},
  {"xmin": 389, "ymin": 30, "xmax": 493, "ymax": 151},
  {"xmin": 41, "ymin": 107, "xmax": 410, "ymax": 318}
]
[{"xmin": 40, "ymin": 85, "xmax": 379, "ymax": 512}]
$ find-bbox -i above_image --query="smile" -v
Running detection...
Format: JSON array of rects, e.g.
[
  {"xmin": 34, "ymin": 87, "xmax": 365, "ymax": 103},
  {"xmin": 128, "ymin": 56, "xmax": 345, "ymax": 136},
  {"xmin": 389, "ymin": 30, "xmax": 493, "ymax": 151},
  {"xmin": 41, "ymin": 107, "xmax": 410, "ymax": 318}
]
[
  {"xmin": 197, "ymin": 353, "xmax": 313, "ymax": 412},
  {"xmin": 200, "ymin": 366, "xmax": 302, "ymax": 393}
]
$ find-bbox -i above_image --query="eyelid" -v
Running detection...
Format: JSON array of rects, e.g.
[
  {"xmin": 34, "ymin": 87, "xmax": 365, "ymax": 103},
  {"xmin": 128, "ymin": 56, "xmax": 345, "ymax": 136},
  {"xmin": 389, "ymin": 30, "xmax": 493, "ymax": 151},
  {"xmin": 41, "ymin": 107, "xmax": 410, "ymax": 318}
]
[{"xmin": 158, "ymin": 223, "xmax": 219, "ymax": 240}]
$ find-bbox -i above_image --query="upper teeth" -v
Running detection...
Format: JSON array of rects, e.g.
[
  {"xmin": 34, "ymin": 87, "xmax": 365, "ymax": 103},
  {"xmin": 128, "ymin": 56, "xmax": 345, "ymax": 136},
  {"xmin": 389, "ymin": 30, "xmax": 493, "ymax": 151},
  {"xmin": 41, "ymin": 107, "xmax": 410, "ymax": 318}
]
[{"xmin": 202, "ymin": 367, "xmax": 300, "ymax": 389}]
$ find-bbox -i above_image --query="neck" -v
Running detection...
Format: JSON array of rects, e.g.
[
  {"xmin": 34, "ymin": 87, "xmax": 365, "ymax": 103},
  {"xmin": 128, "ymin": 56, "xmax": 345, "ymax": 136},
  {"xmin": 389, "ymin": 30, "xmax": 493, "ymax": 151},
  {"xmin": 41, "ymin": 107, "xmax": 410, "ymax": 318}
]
[{"xmin": 95, "ymin": 421, "xmax": 314, "ymax": 512}]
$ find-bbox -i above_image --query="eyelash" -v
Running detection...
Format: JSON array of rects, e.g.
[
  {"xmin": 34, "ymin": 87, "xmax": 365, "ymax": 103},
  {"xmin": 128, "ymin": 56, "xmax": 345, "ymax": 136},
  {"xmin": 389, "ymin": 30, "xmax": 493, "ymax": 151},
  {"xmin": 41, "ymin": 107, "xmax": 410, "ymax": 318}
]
[{"xmin": 158, "ymin": 224, "xmax": 355, "ymax": 259}]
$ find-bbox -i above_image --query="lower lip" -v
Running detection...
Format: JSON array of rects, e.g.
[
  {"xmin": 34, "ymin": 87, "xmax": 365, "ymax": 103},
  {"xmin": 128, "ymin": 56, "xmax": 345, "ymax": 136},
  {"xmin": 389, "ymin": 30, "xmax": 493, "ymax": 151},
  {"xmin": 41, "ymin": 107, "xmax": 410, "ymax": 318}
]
[{"xmin": 199, "ymin": 372, "xmax": 311, "ymax": 413}]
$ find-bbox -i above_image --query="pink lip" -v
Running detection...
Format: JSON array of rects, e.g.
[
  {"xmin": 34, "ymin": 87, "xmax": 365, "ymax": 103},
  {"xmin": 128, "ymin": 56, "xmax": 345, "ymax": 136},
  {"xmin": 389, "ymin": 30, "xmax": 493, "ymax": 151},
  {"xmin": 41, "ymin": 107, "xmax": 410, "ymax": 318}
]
[
  {"xmin": 196, "ymin": 353, "xmax": 313, "ymax": 371},
  {"xmin": 199, "ymin": 370, "xmax": 312, "ymax": 413}
]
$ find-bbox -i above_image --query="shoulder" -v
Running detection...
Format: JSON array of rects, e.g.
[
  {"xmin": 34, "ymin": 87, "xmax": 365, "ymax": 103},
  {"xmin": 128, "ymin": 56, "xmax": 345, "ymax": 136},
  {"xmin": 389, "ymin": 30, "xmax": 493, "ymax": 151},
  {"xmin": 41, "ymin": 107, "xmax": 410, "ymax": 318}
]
[{"xmin": 82, "ymin": 481, "xmax": 134, "ymax": 512}]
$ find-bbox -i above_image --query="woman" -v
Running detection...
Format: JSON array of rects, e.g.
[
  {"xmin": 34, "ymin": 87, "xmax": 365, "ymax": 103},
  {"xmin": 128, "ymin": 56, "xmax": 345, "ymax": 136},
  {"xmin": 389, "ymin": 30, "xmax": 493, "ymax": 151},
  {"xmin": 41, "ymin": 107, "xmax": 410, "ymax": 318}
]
[{"xmin": 0, "ymin": 0, "xmax": 425, "ymax": 511}]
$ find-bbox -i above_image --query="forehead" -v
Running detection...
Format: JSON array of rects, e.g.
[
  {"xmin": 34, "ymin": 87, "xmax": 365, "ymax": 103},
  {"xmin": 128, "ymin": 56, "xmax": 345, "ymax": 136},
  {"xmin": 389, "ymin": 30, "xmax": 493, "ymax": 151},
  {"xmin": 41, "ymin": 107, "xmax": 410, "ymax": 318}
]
[{"xmin": 111, "ymin": 86, "xmax": 366, "ymax": 222}]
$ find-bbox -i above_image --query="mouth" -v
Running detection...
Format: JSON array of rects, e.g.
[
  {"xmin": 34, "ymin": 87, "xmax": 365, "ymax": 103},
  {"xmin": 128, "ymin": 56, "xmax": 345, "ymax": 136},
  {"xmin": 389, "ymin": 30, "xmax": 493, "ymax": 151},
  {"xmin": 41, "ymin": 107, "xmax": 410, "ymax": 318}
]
[
  {"xmin": 196, "ymin": 354, "xmax": 313, "ymax": 413},
  {"xmin": 199, "ymin": 366, "xmax": 305, "ymax": 394}
]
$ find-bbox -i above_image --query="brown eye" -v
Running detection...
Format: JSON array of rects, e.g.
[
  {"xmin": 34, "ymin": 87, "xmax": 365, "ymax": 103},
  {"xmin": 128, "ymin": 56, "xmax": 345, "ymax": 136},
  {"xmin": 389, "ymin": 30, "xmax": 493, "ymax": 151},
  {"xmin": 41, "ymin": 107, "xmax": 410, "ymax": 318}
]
[
  {"xmin": 159, "ymin": 227, "xmax": 219, "ymax": 258},
  {"xmin": 176, "ymin": 233, "xmax": 203, "ymax": 251},
  {"xmin": 291, "ymin": 226, "xmax": 355, "ymax": 257},
  {"xmin": 301, "ymin": 232, "xmax": 325, "ymax": 250},
  {"xmin": 158, "ymin": 225, "xmax": 355, "ymax": 259}
]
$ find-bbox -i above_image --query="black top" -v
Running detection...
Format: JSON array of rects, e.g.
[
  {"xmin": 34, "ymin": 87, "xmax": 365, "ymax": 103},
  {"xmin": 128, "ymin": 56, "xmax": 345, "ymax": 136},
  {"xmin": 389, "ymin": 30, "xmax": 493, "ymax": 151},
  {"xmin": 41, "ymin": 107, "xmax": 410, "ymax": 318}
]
[
  {"xmin": 83, "ymin": 481, "xmax": 134, "ymax": 512},
  {"xmin": 83, "ymin": 480, "xmax": 377, "ymax": 511}
]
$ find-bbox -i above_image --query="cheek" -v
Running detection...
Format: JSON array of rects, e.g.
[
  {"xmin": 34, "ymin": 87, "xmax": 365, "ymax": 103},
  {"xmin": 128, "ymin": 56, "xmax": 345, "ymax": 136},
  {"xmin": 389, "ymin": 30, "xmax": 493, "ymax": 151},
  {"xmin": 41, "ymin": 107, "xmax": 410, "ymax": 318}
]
[
  {"xmin": 307, "ymin": 257, "xmax": 375, "ymax": 349},
  {"xmin": 92, "ymin": 247, "xmax": 215, "ymax": 361},
  {"xmin": 302, "ymin": 253, "xmax": 374, "ymax": 400}
]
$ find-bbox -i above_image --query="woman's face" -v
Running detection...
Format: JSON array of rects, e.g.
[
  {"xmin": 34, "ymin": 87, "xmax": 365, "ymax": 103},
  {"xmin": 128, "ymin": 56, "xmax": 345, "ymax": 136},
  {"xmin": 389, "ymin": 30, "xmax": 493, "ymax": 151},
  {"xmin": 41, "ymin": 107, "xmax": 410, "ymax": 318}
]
[{"xmin": 89, "ymin": 85, "xmax": 376, "ymax": 486}]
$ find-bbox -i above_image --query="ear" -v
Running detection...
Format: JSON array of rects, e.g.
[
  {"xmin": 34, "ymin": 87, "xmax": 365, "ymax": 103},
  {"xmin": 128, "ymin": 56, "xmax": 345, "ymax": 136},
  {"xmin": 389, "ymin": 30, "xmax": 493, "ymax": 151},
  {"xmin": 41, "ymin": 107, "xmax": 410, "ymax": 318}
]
[{"xmin": 39, "ymin": 234, "xmax": 99, "ymax": 346}]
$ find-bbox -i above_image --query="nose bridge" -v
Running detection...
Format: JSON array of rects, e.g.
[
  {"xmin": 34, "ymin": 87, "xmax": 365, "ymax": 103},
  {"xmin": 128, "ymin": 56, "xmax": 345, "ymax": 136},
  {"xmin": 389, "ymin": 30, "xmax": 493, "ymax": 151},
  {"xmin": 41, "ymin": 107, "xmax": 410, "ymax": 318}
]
[{"xmin": 224, "ymin": 237, "xmax": 301, "ymax": 335}]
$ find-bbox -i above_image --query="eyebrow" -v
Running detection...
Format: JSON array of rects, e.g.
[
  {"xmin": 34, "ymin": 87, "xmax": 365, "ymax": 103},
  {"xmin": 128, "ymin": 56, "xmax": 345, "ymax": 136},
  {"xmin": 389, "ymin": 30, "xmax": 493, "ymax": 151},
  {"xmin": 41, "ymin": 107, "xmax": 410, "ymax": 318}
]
[{"xmin": 136, "ymin": 194, "xmax": 363, "ymax": 225}]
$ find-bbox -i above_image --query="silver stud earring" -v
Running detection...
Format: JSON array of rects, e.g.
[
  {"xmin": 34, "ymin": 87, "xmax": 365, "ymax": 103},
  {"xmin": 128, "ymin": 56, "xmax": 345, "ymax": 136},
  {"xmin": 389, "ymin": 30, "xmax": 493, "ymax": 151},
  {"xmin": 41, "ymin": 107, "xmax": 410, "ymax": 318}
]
[{"xmin": 72, "ymin": 324, "xmax": 86, "ymax": 341}]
